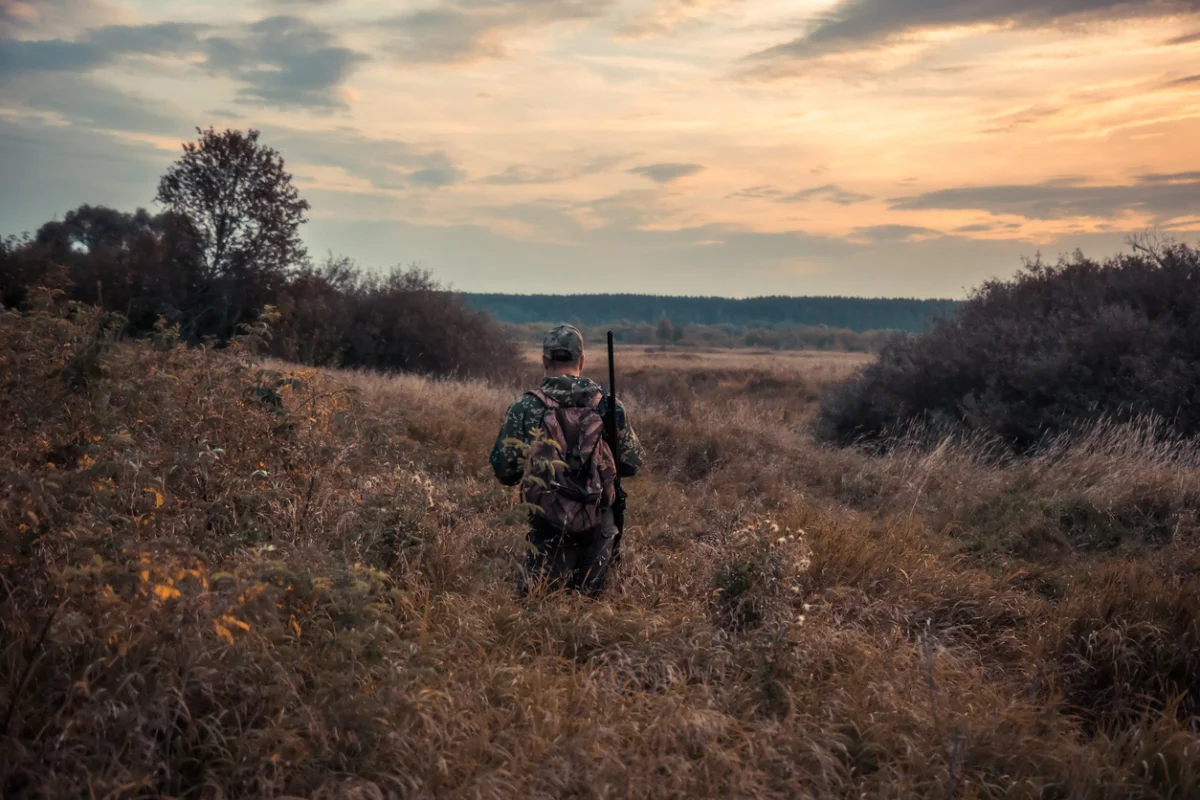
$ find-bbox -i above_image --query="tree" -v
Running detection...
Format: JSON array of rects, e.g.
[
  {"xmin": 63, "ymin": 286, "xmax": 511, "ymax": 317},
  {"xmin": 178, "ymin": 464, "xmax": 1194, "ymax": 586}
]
[
  {"xmin": 156, "ymin": 127, "xmax": 310, "ymax": 340},
  {"xmin": 33, "ymin": 205, "xmax": 202, "ymax": 331},
  {"xmin": 656, "ymin": 315, "xmax": 675, "ymax": 347}
]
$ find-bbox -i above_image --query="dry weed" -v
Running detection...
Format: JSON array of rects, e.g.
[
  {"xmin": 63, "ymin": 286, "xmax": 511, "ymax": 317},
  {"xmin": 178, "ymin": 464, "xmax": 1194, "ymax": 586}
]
[{"xmin": 1, "ymin": 306, "xmax": 1197, "ymax": 798}]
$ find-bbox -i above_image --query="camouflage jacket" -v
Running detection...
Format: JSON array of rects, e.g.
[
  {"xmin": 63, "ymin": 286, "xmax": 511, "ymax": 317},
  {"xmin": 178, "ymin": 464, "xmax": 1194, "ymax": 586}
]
[{"xmin": 490, "ymin": 375, "xmax": 646, "ymax": 487}]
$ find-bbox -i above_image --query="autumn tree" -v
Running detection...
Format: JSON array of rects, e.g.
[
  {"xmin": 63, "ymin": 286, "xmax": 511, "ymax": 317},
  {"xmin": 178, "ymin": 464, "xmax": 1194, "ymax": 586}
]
[{"xmin": 156, "ymin": 127, "xmax": 310, "ymax": 340}]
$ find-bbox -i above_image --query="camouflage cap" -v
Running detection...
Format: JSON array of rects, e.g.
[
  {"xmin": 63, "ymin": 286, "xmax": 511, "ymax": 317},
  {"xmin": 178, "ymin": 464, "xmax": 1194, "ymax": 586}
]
[{"xmin": 543, "ymin": 324, "xmax": 584, "ymax": 362}]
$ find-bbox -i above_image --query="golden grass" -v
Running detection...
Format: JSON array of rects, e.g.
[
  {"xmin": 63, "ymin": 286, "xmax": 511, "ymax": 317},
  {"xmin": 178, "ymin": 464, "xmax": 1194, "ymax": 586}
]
[{"xmin": 2, "ymin": 307, "xmax": 1198, "ymax": 798}]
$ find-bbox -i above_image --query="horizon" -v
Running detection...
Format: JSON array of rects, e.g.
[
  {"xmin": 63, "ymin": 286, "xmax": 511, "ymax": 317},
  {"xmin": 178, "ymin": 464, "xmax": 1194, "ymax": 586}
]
[
  {"xmin": 456, "ymin": 290, "xmax": 961, "ymax": 301},
  {"xmin": 2, "ymin": 0, "xmax": 1198, "ymax": 299}
]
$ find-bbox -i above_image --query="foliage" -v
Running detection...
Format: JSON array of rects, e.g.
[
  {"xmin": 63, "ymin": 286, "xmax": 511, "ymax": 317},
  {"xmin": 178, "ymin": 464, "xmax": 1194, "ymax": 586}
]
[{"xmin": 819, "ymin": 242, "xmax": 1200, "ymax": 450}]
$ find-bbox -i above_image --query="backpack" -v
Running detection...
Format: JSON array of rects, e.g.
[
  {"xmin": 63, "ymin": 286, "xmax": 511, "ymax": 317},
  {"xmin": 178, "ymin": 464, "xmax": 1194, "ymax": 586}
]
[{"xmin": 521, "ymin": 389, "xmax": 617, "ymax": 535}]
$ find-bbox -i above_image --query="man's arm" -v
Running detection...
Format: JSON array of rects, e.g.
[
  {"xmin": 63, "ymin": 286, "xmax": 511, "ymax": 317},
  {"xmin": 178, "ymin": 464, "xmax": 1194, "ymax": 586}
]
[
  {"xmin": 489, "ymin": 396, "xmax": 536, "ymax": 486},
  {"xmin": 606, "ymin": 398, "xmax": 645, "ymax": 478}
]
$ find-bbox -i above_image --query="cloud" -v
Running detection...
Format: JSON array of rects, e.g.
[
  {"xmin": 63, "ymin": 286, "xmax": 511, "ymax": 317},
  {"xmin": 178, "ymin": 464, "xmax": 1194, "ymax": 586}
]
[
  {"xmin": 617, "ymin": 0, "xmax": 739, "ymax": 39},
  {"xmin": 579, "ymin": 189, "xmax": 669, "ymax": 227},
  {"xmin": 1166, "ymin": 29, "xmax": 1200, "ymax": 44},
  {"xmin": 481, "ymin": 156, "xmax": 622, "ymax": 185},
  {"xmin": 4, "ymin": 73, "xmax": 191, "ymax": 135},
  {"xmin": 409, "ymin": 165, "xmax": 467, "ymax": 188},
  {"xmin": 1165, "ymin": 73, "xmax": 1200, "ymax": 87},
  {"xmin": 202, "ymin": 16, "xmax": 368, "ymax": 111},
  {"xmin": 383, "ymin": 0, "xmax": 615, "ymax": 64},
  {"xmin": 850, "ymin": 224, "xmax": 943, "ymax": 242},
  {"xmin": 728, "ymin": 185, "xmax": 783, "ymax": 200},
  {"xmin": 0, "ymin": 0, "xmax": 115, "ymax": 38},
  {"xmin": 628, "ymin": 162, "xmax": 704, "ymax": 183},
  {"xmin": 745, "ymin": 0, "xmax": 1200, "ymax": 70},
  {"xmin": 890, "ymin": 172, "xmax": 1200, "ymax": 221},
  {"xmin": 0, "ymin": 22, "xmax": 205, "ymax": 77},
  {"xmin": 0, "ymin": 17, "xmax": 366, "ymax": 112},
  {"xmin": 779, "ymin": 183, "xmax": 871, "ymax": 205},
  {"xmin": 482, "ymin": 165, "xmax": 575, "ymax": 185},
  {"xmin": 729, "ymin": 183, "xmax": 871, "ymax": 204},
  {"xmin": 953, "ymin": 222, "xmax": 1023, "ymax": 233},
  {"xmin": 266, "ymin": 126, "xmax": 466, "ymax": 190}
]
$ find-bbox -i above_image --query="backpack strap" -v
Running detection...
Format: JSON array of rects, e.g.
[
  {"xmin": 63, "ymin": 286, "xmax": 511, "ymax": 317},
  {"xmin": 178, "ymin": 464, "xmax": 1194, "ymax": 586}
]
[{"xmin": 529, "ymin": 389, "xmax": 558, "ymax": 409}]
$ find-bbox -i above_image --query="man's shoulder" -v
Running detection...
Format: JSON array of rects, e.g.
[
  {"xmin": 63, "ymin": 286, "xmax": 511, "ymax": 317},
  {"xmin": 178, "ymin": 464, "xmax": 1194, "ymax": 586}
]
[{"xmin": 504, "ymin": 391, "xmax": 545, "ymax": 417}]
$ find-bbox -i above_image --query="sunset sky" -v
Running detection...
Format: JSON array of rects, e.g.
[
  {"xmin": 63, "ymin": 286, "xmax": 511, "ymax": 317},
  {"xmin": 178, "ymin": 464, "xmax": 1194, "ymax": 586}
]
[{"xmin": 2, "ymin": 0, "xmax": 1198, "ymax": 297}]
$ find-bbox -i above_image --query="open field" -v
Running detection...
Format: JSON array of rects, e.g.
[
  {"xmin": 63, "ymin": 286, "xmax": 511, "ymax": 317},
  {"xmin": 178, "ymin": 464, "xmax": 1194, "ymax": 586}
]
[
  {"xmin": 2, "ymin": 307, "xmax": 1199, "ymax": 798},
  {"xmin": 522, "ymin": 344, "xmax": 873, "ymax": 374}
]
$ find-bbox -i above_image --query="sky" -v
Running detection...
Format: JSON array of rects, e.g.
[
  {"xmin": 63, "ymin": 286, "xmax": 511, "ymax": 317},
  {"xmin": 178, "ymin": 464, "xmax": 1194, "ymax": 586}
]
[{"xmin": 1, "ymin": 0, "xmax": 1198, "ymax": 298}]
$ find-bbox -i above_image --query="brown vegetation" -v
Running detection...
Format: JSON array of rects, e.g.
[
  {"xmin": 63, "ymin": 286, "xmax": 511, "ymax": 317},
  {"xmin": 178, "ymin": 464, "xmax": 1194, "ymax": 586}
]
[
  {"xmin": 820, "ymin": 242, "xmax": 1200, "ymax": 449},
  {"xmin": 2, "ymin": 300, "xmax": 1198, "ymax": 798}
]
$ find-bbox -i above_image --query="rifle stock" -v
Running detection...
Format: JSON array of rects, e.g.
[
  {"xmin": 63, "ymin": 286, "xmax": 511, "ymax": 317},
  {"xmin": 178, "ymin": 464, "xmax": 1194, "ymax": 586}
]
[{"xmin": 603, "ymin": 331, "xmax": 626, "ymax": 558}]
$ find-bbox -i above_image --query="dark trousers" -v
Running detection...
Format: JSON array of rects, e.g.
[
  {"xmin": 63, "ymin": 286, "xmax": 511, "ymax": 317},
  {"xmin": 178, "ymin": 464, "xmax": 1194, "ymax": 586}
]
[{"xmin": 518, "ymin": 508, "xmax": 617, "ymax": 599}]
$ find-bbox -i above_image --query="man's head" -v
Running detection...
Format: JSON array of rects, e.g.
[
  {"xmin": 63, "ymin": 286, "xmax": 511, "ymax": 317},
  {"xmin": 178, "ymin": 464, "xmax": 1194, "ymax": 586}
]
[{"xmin": 542, "ymin": 324, "xmax": 585, "ymax": 376}]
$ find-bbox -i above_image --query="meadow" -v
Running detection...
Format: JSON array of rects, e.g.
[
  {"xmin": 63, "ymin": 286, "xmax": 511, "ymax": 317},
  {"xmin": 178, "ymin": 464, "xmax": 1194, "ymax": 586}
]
[{"xmin": 2, "ymin": 302, "xmax": 1198, "ymax": 799}]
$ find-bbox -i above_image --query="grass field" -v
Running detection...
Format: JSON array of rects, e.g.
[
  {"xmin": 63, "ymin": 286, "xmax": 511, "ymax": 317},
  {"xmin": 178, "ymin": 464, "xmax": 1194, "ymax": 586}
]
[{"xmin": 2, "ymin": 307, "xmax": 1198, "ymax": 798}]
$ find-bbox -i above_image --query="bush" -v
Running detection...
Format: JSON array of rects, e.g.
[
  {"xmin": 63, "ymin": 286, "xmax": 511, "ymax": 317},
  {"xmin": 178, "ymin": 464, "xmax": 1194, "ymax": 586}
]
[
  {"xmin": 1, "ymin": 235, "xmax": 72, "ymax": 310},
  {"xmin": 275, "ymin": 259, "xmax": 520, "ymax": 381},
  {"xmin": 819, "ymin": 242, "xmax": 1200, "ymax": 450}
]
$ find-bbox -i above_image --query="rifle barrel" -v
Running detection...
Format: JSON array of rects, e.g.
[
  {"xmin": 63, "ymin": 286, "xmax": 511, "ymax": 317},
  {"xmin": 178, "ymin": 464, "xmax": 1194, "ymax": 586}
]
[
  {"xmin": 607, "ymin": 331, "xmax": 617, "ymax": 403},
  {"xmin": 605, "ymin": 331, "xmax": 625, "ymax": 540}
]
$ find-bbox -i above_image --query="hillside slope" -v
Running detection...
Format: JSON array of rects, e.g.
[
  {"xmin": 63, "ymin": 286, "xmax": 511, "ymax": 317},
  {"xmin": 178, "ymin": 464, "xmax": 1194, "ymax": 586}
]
[{"xmin": 2, "ymin": 305, "xmax": 1198, "ymax": 798}]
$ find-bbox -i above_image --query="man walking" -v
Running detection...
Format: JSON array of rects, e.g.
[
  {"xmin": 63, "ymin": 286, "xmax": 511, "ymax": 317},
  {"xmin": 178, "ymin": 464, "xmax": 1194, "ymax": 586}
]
[{"xmin": 490, "ymin": 324, "xmax": 645, "ymax": 598}]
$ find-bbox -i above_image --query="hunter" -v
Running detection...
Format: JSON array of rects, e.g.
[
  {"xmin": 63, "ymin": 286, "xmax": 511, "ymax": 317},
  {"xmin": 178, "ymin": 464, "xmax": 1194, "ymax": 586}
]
[{"xmin": 490, "ymin": 324, "xmax": 645, "ymax": 598}]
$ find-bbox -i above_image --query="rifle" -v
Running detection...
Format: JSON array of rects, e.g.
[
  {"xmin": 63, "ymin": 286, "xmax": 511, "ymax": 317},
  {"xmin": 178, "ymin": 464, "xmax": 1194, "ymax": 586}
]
[{"xmin": 603, "ymin": 331, "xmax": 627, "ymax": 561}]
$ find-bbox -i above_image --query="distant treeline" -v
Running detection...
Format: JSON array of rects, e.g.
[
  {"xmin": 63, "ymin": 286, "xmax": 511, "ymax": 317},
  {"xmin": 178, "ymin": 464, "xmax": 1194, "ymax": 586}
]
[
  {"xmin": 508, "ymin": 321, "xmax": 895, "ymax": 353},
  {"xmin": 462, "ymin": 293, "xmax": 962, "ymax": 333}
]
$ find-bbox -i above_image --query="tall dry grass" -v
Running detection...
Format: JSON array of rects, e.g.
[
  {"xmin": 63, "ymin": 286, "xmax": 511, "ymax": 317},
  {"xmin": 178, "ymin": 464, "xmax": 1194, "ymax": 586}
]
[{"xmin": 1, "ymin": 303, "xmax": 1198, "ymax": 798}]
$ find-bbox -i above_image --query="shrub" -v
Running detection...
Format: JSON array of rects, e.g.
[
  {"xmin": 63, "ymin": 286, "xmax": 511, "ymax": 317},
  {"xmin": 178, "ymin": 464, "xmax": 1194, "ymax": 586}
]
[
  {"xmin": 819, "ymin": 242, "xmax": 1200, "ymax": 450},
  {"xmin": 710, "ymin": 519, "xmax": 809, "ymax": 632},
  {"xmin": 1, "ymin": 235, "xmax": 72, "ymax": 310},
  {"xmin": 1044, "ymin": 560, "xmax": 1200, "ymax": 729},
  {"xmin": 273, "ymin": 259, "xmax": 520, "ymax": 381}
]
